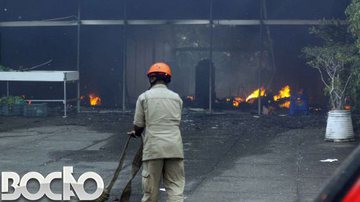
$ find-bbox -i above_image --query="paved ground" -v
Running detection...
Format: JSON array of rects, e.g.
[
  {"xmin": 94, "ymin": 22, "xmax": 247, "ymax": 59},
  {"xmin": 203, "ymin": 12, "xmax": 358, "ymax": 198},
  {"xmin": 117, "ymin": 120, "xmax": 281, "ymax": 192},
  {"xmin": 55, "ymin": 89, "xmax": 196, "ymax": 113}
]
[{"xmin": 0, "ymin": 111, "xmax": 358, "ymax": 202}]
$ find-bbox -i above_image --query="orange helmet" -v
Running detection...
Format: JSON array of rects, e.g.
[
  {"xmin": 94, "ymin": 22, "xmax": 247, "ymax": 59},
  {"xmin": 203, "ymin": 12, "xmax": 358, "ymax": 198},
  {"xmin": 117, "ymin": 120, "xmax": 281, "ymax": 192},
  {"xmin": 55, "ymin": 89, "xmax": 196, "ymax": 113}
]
[{"xmin": 147, "ymin": 62, "xmax": 172, "ymax": 77}]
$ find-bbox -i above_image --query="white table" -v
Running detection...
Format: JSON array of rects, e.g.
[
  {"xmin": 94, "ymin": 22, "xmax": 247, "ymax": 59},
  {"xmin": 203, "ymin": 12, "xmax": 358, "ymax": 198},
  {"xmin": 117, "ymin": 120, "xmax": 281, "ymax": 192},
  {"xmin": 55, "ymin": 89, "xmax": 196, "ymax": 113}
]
[{"xmin": 0, "ymin": 71, "xmax": 80, "ymax": 117}]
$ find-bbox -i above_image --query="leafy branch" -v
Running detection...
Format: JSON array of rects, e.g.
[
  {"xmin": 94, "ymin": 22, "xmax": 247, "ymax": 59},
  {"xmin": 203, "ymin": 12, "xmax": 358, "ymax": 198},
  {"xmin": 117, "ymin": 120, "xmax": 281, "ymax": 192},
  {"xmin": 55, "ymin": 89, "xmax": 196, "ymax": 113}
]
[{"xmin": 303, "ymin": 22, "xmax": 357, "ymax": 110}]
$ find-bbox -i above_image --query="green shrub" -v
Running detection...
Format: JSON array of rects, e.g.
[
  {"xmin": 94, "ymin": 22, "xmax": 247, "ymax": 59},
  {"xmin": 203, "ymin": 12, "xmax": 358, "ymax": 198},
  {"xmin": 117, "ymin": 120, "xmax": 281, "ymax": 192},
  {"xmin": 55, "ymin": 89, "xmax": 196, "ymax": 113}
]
[{"xmin": 0, "ymin": 96, "xmax": 26, "ymax": 105}]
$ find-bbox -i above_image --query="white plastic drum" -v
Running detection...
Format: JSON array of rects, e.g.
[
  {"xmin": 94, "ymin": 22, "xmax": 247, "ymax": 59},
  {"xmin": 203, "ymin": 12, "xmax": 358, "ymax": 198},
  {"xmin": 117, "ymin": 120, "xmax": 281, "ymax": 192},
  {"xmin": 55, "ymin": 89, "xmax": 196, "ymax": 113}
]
[{"xmin": 325, "ymin": 110, "xmax": 354, "ymax": 142}]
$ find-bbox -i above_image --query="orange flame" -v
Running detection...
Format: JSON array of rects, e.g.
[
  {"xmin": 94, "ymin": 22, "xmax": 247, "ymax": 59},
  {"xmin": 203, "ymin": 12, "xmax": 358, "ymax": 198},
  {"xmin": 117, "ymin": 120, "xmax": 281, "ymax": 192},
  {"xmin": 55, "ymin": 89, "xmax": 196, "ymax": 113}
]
[
  {"xmin": 344, "ymin": 105, "xmax": 351, "ymax": 110},
  {"xmin": 246, "ymin": 88, "xmax": 266, "ymax": 102},
  {"xmin": 187, "ymin": 96, "xmax": 195, "ymax": 101},
  {"xmin": 280, "ymin": 101, "xmax": 291, "ymax": 108},
  {"xmin": 89, "ymin": 93, "xmax": 101, "ymax": 106},
  {"xmin": 233, "ymin": 97, "xmax": 244, "ymax": 107},
  {"xmin": 233, "ymin": 101, "xmax": 240, "ymax": 107},
  {"xmin": 273, "ymin": 85, "xmax": 291, "ymax": 101}
]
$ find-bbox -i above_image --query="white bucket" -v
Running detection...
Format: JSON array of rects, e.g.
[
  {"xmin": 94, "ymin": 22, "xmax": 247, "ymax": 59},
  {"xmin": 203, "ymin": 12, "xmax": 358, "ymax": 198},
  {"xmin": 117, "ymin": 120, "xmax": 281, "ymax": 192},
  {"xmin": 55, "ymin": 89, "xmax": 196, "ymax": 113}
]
[{"xmin": 325, "ymin": 110, "xmax": 354, "ymax": 142}]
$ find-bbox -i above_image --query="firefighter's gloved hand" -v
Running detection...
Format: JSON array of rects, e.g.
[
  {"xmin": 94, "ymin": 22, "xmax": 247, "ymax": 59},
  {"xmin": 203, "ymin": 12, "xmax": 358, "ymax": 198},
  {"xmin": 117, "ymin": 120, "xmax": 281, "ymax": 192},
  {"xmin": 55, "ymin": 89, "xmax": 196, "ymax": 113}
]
[{"xmin": 127, "ymin": 130, "xmax": 137, "ymax": 138}]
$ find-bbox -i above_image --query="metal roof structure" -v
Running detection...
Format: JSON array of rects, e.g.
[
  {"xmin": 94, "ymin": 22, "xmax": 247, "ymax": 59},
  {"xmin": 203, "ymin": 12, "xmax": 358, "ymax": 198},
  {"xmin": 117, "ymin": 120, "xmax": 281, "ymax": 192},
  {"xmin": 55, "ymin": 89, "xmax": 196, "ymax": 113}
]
[{"xmin": 0, "ymin": 19, "xmax": 341, "ymax": 27}]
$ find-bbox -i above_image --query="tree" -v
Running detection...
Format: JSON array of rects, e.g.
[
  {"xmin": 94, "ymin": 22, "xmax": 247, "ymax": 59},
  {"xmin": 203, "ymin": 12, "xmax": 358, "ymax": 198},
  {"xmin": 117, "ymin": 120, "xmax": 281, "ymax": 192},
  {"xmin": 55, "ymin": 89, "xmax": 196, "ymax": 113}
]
[
  {"xmin": 303, "ymin": 23, "xmax": 358, "ymax": 110},
  {"xmin": 346, "ymin": 0, "xmax": 360, "ymax": 49},
  {"xmin": 346, "ymin": 0, "xmax": 360, "ymax": 111}
]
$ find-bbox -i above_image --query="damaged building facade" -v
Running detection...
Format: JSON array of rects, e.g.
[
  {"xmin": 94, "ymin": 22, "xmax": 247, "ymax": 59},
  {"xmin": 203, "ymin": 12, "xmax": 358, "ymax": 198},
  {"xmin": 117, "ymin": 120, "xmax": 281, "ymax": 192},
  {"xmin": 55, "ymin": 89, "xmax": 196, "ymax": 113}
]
[{"xmin": 0, "ymin": 0, "xmax": 350, "ymax": 114}]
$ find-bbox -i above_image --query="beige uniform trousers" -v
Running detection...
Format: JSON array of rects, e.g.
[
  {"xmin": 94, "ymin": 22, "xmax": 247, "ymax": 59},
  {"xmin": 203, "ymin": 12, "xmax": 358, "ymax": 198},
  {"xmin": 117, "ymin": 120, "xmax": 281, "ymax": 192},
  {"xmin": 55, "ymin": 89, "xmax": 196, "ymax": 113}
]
[{"xmin": 141, "ymin": 158, "xmax": 185, "ymax": 202}]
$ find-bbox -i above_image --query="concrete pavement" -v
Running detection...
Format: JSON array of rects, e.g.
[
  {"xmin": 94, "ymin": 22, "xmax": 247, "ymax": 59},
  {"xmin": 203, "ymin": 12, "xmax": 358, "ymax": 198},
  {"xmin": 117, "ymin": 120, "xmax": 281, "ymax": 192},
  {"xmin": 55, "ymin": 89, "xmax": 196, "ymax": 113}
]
[{"xmin": 0, "ymin": 112, "xmax": 358, "ymax": 202}]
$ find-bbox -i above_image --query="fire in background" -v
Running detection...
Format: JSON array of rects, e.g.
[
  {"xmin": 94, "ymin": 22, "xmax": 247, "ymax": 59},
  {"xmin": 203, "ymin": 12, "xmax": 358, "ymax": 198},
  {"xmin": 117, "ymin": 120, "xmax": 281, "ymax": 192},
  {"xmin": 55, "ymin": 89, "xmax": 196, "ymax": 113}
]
[
  {"xmin": 233, "ymin": 97, "xmax": 244, "ymax": 107},
  {"xmin": 230, "ymin": 85, "xmax": 292, "ymax": 109},
  {"xmin": 181, "ymin": 85, "xmax": 304, "ymax": 110},
  {"xmin": 246, "ymin": 87, "xmax": 266, "ymax": 103},
  {"xmin": 273, "ymin": 85, "xmax": 291, "ymax": 108},
  {"xmin": 186, "ymin": 96, "xmax": 195, "ymax": 101},
  {"xmin": 273, "ymin": 85, "xmax": 291, "ymax": 101},
  {"xmin": 83, "ymin": 93, "xmax": 102, "ymax": 106}
]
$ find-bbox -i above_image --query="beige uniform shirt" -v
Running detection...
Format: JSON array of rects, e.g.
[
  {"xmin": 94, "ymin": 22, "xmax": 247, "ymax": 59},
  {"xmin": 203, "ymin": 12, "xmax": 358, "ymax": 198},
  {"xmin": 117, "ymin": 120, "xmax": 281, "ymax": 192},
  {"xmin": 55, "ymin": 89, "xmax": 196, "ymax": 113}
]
[{"xmin": 134, "ymin": 84, "xmax": 184, "ymax": 161}]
